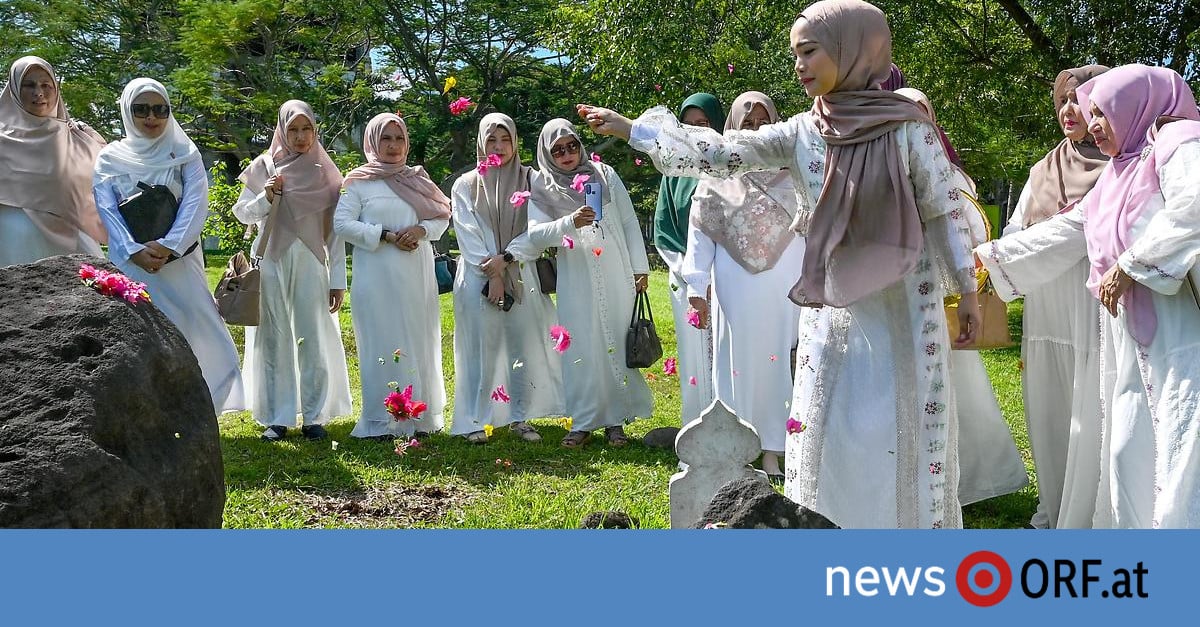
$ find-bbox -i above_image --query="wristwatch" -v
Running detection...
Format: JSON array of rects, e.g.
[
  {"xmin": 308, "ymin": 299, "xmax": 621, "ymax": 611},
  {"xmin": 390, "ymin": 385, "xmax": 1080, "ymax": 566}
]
[
  {"xmin": 380, "ymin": 229, "xmax": 391, "ymax": 242},
  {"xmin": 502, "ymin": 250, "xmax": 514, "ymax": 263}
]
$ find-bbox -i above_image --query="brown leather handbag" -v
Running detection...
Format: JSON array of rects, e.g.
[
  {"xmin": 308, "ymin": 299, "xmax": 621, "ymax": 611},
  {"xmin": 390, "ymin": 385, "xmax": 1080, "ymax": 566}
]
[
  {"xmin": 213, "ymin": 192, "xmax": 276, "ymax": 326},
  {"xmin": 945, "ymin": 277, "xmax": 1014, "ymax": 350}
]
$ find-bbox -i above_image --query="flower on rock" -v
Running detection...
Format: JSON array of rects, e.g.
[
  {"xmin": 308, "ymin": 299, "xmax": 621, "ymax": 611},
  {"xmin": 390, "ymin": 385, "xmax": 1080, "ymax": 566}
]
[
  {"xmin": 449, "ymin": 96, "xmax": 473, "ymax": 116},
  {"xmin": 570, "ymin": 173, "xmax": 590, "ymax": 194},
  {"xmin": 549, "ymin": 325, "xmax": 571, "ymax": 353},
  {"xmin": 78, "ymin": 263, "xmax": 150, "ymax": 304},
  {"xmin": 510, "ymin": 190, "xmax": 531, "ymax": 207},
  {"xmin": 663, "ymin": 357, "xmax": 677, "ymax": 376}
]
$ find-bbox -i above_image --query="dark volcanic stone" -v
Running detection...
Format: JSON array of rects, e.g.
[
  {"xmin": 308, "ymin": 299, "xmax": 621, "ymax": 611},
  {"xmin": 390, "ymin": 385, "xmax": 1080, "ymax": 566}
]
[
  {"xmin": 692, "ymin": 477, "xmax": 839, "ymax": 529},
  {"xmin": 579, "ymin": 510, "xmax": 639, "ymax": 529},
  {"xmin": 0, "ymin": 254, "xmax": 225, "ymax": 528},
  {"xmin": 642, "ymin": 426, "xmax": 679, "ymax": 450}
]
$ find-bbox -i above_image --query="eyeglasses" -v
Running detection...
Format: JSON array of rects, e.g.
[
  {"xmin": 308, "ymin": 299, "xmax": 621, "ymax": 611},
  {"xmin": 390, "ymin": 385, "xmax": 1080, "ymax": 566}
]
[
  {"xmin": 131, "ymin": 104, "xmax": 171, "ymax": 119},
  {"xmin": 549, "ymin": 140, "xmax": 581, "ymax": 159}
]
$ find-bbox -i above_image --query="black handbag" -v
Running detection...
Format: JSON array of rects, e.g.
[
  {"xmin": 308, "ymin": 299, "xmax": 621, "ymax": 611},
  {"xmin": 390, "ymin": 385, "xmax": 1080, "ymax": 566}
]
[
  {"xmin": 626, "ymin": 290, "xmax": 663, "ymax": 368},
  {"xmin": 434, "ymin": 253, "xmax": 457, "ymax": 295},
  {"xmin": 535, "ymin": 255, "xmax": 557, "ymax": 294},
  {"xmin": 117, "ymin": 168, "xmax": 198, "ymax": 262}
]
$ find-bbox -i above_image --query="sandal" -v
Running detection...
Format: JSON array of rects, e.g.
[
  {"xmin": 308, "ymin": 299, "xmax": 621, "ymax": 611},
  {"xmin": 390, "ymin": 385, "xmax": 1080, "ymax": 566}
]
[
  {"xmin": 465, "ymin": 430, "xmax": 488, "ymax": 445},
  {"xmin": 604, "ymin": 426, "xmax": 629, "ymax": 447},
  {"xmin": 510, "ymin": 421, "xmax": 542, "ymax": 442},
  {"xmin": 561, "ymin": 430, "xmax": 591, "ymax": 448}
]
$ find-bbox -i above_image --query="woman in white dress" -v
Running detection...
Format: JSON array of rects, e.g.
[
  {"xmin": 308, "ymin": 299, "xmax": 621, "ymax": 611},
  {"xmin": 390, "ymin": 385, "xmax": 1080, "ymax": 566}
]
[
  {"xmin": 978, "ymin": 64, "xmax": 1200, "ymax": 528},
  {"xmin": 655, "ymin": 94, "xmax": 723, "ymax": 427},
  {"xmin": 895, "ymin": 87, "xmax": 1029, "ymax": 508},
  {"xmin": 335, "ymin": 113, "xmax": 451, "ymax": 440},
  {"xmin": 992, "ymin": 65, "xmax": 1110, "ymax": 528},
  {"xmin": 92, "ymin": 78, "xmax": 245, "ymax": 414},
  {"xmin": 580, "ymin": 0, "xmax": 981, "ymax": 528},
  {"xmin": 233, "ymin": 100, "xmax": 352, "ymax": 441},
  {"xmin": 524, "ymin": 118, "xmax": 653, "ymax": 447},
  {"xmin": 680, "ymin": 91, "xmax": 804, "ymax": 479},
  {"xmin": 0, "ymin": 56, "xmax": 107, "ymax": 266},
  {"xmin": 450, "ymin": 113, "xmax": 564, "ymax": 444}
]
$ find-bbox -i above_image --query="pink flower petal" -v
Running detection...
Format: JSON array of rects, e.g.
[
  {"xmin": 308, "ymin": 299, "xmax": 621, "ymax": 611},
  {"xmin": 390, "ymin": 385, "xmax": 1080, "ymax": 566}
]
[
  {"xmin": 549, "ymin": 324, "xmax": 571, "ymax": 353},
  {"xmin": 561, "ymin": 235, "xmax": 575, "ymax": 249},
  {"xmin": 786, "ymin": 418, "xmax": 806, "ymax": 434},
  {"xmin": 449, "ymin": 96, "xmax": 473, "ymax": 116},
  {"xmin": 727, "ymin": 63, "xmax": 735, "ymax": 74},
  {"xmin": 686, "ymin": 309, "xmax": 701, "ymax": 328},
  {"xmin": 688, "ymin": 376, "xmax": 697, "ymax": 386},
  {"xmin": 509, "ymin": 190, "xmax": 531, "ymax": 207},
  {"xmin": 570, "ymin": 173, "xmax": 590, "ymax": 194},
  {"xmin": 491, "ymin": 385, "xmax": 511, "ymax": 403},
  {"xmin": 590, "ymin": 152, "xmax": 602, "ymax": 163},
  {"xmin": 769, "ymin": 354, "xmax": 778, "ymax": 362},
  {"xmin": 663, "ymin": 357, "xmax": 677, "ymax": 376},
  {"xmin": 635, "ymin": 158, "xmax": 644, "ymax": 166}
]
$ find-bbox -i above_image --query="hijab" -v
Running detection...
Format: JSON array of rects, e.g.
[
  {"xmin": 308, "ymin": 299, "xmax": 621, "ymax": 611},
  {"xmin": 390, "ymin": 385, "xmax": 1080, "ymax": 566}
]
[
  {"xmin": 653, "ymin": 92, "xmax": 726, "ymax": 254},
  {"xmin": 792, "ymin": 0, "xmax": 933, "ymax": 307},
  {"xmin": 1022, "ymin": 64, "xmax": 1111, "ymax": 227},
  {"xmin": 690, "ymin": 91, "xmax": 797, "ymax": 274},
  {"xmin": 238, "ymin": 100, "xmax": 343, "ymax": 262},
  {"xmin": 343, "ymin": 112, "xmax": 451, "ymax": 220},
  {"xmin": 459, "ymin": 112, "xmax": 530, "ymax": 302},
  {"xmin": 0, "ymin": 56, "xmax": 108, "ymax": 247},
  {"xmin": 879, "ymin": 63, "xmax": 906, "ymax": 90},
  {"xmin": 532, "ymin": 118, "xmax": 598, "ymax": 220},
  {"xmin": 1076, "ymin": 64, "xmax": 1200, "ymax": 345}
]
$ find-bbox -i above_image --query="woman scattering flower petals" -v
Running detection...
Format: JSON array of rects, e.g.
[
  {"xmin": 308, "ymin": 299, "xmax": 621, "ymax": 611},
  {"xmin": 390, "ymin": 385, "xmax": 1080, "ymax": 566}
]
[
  {"xmin": 449, "ymin": 96, "xmax": 473, "ymax": 116},
  {"xmin": 509, "ymin": 190, "xmax": 531, "ymax": 207},
  {"xmin": 549, "ymin": 324, "xmax": 571, "ymax": 353}
]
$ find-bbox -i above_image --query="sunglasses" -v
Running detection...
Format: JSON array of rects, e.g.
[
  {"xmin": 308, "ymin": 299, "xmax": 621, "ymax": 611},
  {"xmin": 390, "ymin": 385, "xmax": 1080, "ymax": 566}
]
[
  {"xmin": 549, "ymin": 140, "xmax": 581, "ymax": 159},
  {"xmin": 131, "ymin": 103, "xmax": 171, "ymax": 119}
]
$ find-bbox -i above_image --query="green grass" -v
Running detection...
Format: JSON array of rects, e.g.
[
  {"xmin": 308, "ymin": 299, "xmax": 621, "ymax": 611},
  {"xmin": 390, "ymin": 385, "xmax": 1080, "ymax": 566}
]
[{"xmin": 205, "ymin": 253, "xmax": 1036, "ymax": 529}]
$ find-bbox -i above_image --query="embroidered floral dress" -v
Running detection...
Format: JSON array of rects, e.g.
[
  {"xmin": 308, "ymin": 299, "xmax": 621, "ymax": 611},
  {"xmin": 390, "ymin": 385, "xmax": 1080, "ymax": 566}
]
[{"xmin": 631, "ymin": 107, "xmax": 977, "ymax": 528}]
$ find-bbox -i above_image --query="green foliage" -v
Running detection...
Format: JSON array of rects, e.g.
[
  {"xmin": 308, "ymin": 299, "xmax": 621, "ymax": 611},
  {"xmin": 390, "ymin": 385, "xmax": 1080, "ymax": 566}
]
[{"xmin": 203, "ymin": 160, "xmax": 253, "ymax": 253}]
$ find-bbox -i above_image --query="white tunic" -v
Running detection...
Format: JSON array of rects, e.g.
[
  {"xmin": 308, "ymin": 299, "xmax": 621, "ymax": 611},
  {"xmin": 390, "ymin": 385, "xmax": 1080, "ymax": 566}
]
[
  {"xmin": 998, "ymin": 184, "xmax": 1103, "ymax": 527},
  {"xmin": 233, "ymin": 186, "xmax": 352, "ymax": 427},
  {"xmin": 979, "ymin": 139, "xmax": 1200, "ymax": 528},
  {"xmin": 632, "ymin": 109, "xmax": 977, "ymax": 528},
  {"xmin": 94, "ymin": 158, "xmax": 245, "ymax": 414},
  {"xmin": 0, "ymin": 205, "xmax": 102, "ymax": 266},
  {"xmin": 333, "ymin": 179, "xmax": 449, "ymax": 437},
  {"xmin": 681, "ymin": 178, "xmax": 804, "ymax": 454},
  {"xmin": 449, "ymin": 176, "xmax": 564, "ymax": 434}
]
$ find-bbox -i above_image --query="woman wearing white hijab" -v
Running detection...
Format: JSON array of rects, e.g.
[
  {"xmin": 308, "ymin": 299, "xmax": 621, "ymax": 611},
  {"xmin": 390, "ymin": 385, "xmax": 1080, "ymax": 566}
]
[
  {"xmin": 0, "ymin": 56, "xmax": 107, "ymax": 265},
  {"xmin": 526, "ymin": 118, "xmax": 653, "ymax": 447},
  {"xmin": 93, "ymin": 78, "xmax": 245, "ymax": 414},
  {"xmin": 233, "ymin": 100, "xmax": 352, "ymax": 441},
  {"xmin": 681, "ymin": 91, "xmax": 804, "ymax": 478},
  {"xmin": 335, "ymin": 113, "xmax": 451, "ymax": 440},
  {"xmin": 449, "ymin": 112, "xmax": 564, "ymax": 444}
]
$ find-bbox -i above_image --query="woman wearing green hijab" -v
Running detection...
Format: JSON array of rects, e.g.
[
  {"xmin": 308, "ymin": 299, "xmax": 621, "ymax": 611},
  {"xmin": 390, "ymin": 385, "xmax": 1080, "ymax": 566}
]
[{"xmin": 655, "ymin": 92, "xmax": 725, "ymax": 428}]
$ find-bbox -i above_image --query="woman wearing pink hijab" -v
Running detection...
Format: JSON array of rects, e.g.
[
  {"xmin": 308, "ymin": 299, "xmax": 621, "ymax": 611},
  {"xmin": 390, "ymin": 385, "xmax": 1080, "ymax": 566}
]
[
  {"xmin": 233, "ymin": 100, "xmax": 352, "ymax": 442},
  {"xmin": 0, "ymin": 56, "xmax": 107, "ymax": 265},
  {"xmin": 334, "ymin": 113, "xmax": 452, "ymax": 441},
  {"xmin": 977, "ymin": 64, "xmax": 1200, "ymax": 528},
  {"xmin": 579, "ymin": 0, "xmax": 981, "ymax": 528}
]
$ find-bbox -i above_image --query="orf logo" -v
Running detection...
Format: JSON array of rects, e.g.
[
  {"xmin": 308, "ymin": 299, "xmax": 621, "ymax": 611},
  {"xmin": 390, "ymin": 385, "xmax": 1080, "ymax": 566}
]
[{"xmin": 957, "ymin": 551, "xmax": 1013, "ymax": 607}]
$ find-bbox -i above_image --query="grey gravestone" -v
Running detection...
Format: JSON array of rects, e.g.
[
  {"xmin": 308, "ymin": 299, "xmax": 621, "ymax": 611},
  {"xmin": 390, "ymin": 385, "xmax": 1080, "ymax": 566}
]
[{"xmin": 668, "ymin": 400, "xmax": 767, "ymax": 528}]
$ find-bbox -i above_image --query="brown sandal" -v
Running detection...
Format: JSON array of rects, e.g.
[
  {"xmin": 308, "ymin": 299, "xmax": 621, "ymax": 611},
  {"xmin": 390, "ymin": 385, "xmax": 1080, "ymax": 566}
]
[
  {"xmin": 604, "ymin": 426, "xmax": 629, "ymax": 447},
  {"xmin": 561, "ymin": 430, "xmax": 591, "ymax": 448}
]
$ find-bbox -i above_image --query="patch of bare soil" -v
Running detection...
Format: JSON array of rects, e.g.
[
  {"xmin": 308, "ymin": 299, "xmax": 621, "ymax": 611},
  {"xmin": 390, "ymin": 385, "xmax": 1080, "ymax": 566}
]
[{"xmin": 298, "ymin": 484, "xmax": 473, "ymax": 528}]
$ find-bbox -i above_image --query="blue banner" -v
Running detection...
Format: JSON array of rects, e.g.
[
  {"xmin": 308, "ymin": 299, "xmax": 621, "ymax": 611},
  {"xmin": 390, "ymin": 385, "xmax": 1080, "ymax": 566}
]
[{"xmin": 0, "ymin": 530, "xmax": 1183, "ymax": 625}]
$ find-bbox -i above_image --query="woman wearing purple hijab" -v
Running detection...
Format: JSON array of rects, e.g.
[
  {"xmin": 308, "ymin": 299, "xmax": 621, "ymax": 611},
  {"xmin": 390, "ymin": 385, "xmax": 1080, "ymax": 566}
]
[{"xmin": 977, "ymin": 64, "xmax": 1200, "ymax": 528}]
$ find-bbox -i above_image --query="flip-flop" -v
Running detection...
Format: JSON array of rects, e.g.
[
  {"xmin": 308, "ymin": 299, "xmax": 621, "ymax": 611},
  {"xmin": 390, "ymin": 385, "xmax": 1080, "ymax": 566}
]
[
  {"xmin": 604, "ymin": 426, "xmax": 629, "ymax": 447},
  {"xmin": 561, "ymin": 430, "xmax": 591, "ymax": 448}
]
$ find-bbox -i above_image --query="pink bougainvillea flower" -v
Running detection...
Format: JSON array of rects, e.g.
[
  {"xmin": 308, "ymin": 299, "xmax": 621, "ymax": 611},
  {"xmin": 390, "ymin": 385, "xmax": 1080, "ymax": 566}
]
[
  {"xmin": 570, "ymin": 173, "xmax": 590, "ymax": 193},
  {"xmin": 635, "ymin": 158, "xmax": 644, "ymax": 166},
  {"xmin": 727, "ymin": 63, "xmax": 735, "ymax": 74},
  {"xmin": 654, "ymin": 84, "xmax": 662, "ymax": 92},
  {"xmin": 78, "ymin": 264, "xmax": 98, "ymax": 280},
  {"xmin": 786, "ymin": 418, "xmax": 807, "ymax": 434},
  {"xmin": 590, "ymin": 152, "xmax": 602, "ymax": 163},
  {"xmin": 491, "ymin": 385, "xmax": 511, "ymax": 403},
  {"xmin": 769, "ymin": 354, "xmax": 778, "ymax": 362},
  {"xmin": 79, "ymin": 263, "xmax": 150, "ymax": 304},
  {"xmin": 686, "ymin": 309, "xmax": 701, "ymax": 328},
  {"xmin": 591, "ymin": 247, "xmax": 603, "ymax": 257},
  {"xmin": 449, "ymin": 96, "xmax": 473, "ymax": 116},
  {"xmin": 663, "ymin": 357, "xmax": 678, "ymax": 376},
  {"xmin": 407, "ymin": 438, "xmax": 421, "ymax": 449},
  {"xmin": 510, "ymin": 190, "xmax": 531, "ymax": 207},
  {"xmin": 549, "ymin": 324, "xmax": 571, "ymax": 353},
  {"xmin": 475, "ymin": 153, "xmax": 503, "ymax": 176},
  {"xmin": 384, "ymin": 391, "xmax": 405, "ymax": 418},
  {"xmin": 688, "ymin": 376, "xmax": 697, "ymax": 386},
  {"xmin": 561, "ymin": 235, "xmax": 575, "ymax": 249},
  {"xmin": 385, "ymin": 385, "xmax": 427, "ymax": 421}
]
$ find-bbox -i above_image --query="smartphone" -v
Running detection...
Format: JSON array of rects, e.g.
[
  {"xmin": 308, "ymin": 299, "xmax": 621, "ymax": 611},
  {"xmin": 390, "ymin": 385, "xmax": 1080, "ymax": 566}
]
[{"xmin": 584, "ymin": 181, "xmax": 603, "ymax": 222}]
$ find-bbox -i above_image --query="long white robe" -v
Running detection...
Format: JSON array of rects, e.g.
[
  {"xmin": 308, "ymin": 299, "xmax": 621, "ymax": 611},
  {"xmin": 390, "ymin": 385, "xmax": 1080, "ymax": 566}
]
[
  {"xmin": 515, "ymin": 164, "xmax": 653, "ymax": 432},
  {"xmin": 632, "ymin": 109, "xmax": 977, "ymax": 528},
  {"xmin": 333, "ymin": 179, "xmax": 449, "ymax": 437},
  {"xmin": 0, "ymin": 205, "xmax": 102, "ymax": 266},
  {"xmin": 94, "ymin": 158, "xmax": 245, "ymax": 414},
  {"xmin": 659, "ymin": 247, "xmax": 716, "ymax": 426},
  {"xmin": 681, "ymin": 179, "xmax": 804, "ymax": 454},
  {"xmin": 979, "ymin": 139, "xmax": 1200, "ymax": 528},
  {"xmin": 233, "ymin": 187, "xmax": 351, "ymax": 427},
  {"xmin": 449, "ymin": 176, "xmax": 564, "ymax": 434},
  {"xmin": 998, "ymin": 184, "xmax": 1103, "ymax": 527}
]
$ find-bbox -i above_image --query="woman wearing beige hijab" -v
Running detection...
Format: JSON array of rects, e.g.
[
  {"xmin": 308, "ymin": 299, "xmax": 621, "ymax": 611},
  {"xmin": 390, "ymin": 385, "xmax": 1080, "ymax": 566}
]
[
  {"xmin": 335, "ymin": 113, "xmax": 451, "ymax": 441},
  {"xmin": 579, "ymin": 0, "xmax": 981, "ymax": 528},
  {"xmin": 0, "ymin": 56, "xmax": 107, "ymax": 265},
  {"xmin": 680, "ymin": 91, "xmax": 804, "ymax": 479},
  {"xmin": 449, "ymin": 113, "xmax": 564, "ymax": 444},
  {"xmin": 233, "ymin": 100, "xmax": 352, "ymax": 441}
]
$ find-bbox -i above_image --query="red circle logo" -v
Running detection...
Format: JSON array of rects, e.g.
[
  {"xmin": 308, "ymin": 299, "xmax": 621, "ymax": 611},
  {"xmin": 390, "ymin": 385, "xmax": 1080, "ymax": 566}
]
[{"xmin": 956, "ymin": 551, "xmax": 1012, "ymax": 607}]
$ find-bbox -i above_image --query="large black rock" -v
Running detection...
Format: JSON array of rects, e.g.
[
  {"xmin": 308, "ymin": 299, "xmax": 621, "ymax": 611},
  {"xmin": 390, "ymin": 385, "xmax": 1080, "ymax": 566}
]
[
  {"xmin": 0, "ymin": 255, "xmax": 225, "ymax": 528},
  {"xmin": 692, "ymin": 477, "xmax": 839, "ymax": 529}
]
